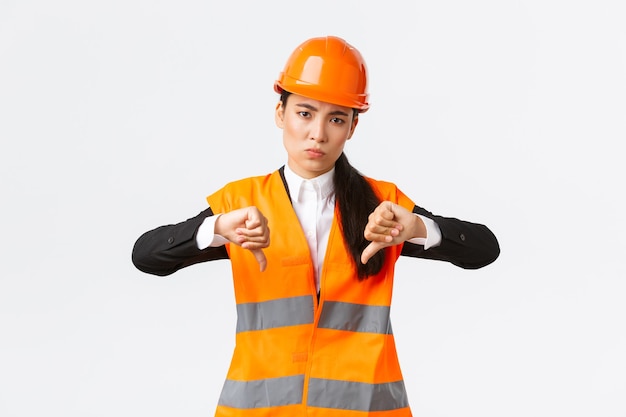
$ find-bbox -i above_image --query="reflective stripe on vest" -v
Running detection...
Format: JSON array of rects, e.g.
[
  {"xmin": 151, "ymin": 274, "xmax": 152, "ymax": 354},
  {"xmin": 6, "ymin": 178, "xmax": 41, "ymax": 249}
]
[
  {"xmin": 236, "ymin": 295, "xmax": 314, "ymax": 333},
  {"xmin": 318, "ymin": 301, "xmax": 393, "ymax": 334},
  {"xmin": 218, "ymin": 375, "xmax": 304, "ymax": 408},
  {"xmin": 236, "ymin": 298, "xmax": 390, "ymax": 334},
  {"xmin": 308, "ymin": 378, "xmax": 409, "ymax": 411},
  {"xmin": 218, "ymin": 375, "xmax": 408, "ymax": 412}
]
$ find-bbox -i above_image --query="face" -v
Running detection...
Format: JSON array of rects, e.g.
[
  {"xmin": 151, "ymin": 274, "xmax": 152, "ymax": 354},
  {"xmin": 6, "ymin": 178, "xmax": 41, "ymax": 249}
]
[{"xmin": 275, "ymin": 94, "xmax": 358, "ymax": 179}]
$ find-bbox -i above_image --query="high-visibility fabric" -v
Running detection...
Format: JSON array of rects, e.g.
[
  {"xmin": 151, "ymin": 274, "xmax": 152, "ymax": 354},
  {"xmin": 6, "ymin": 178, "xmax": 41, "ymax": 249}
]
[{"xmin": 207, "ymin": 170, "xmax": 416, "ymax": 417}]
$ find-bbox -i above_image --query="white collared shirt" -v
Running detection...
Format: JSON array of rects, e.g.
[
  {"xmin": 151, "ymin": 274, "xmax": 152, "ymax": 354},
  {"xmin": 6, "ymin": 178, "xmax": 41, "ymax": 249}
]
[
  {"xmin": 283, "ymin": 165, "xmax": 336, "ymax": 290},
  {"xmin": 197, "ymin": 165, "xmax": 442, "ymax": 291}
]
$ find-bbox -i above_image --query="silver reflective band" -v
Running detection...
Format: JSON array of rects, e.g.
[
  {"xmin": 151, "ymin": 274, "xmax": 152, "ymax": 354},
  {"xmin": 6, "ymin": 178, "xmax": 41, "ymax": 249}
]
[
  {"xmin": 236, "ymin": 295, "xmax": 314, "ymax": 333},
  {"xmin": 307, "ymin": 378, "xmax": 409, "ymax": 411},
  {"xmin": 318, "ymin": 301, "xmax": 393, "ymax": 334},
  {"xmin": 218, "ymin": 375, "xmax": 304, "ymax": 408}
]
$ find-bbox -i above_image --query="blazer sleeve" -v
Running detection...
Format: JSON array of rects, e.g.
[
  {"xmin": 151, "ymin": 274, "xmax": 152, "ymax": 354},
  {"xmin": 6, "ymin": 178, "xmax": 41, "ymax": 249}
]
[
  {"xmin": 401, "ymin": 205, "xmax": 500, "ymax": 269},
  {"xmin": 131, "ymin": 207, "xmax": 229, "ymax": 276}
]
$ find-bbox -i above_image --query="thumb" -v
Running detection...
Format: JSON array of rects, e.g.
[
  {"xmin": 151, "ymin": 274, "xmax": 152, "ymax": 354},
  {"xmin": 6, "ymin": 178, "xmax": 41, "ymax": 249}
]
[
  {"xmin": 251, "ymin": 248, "xmax": 268, "ymax": 272},
  {"xmin": 361, "ymin": 241, "xmax": 384, "ymax": 265}
]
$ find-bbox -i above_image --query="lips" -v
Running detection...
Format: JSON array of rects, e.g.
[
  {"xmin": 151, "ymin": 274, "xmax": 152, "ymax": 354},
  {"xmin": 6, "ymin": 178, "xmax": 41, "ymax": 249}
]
[{"xmin": 306, "ymin": 148, "xmax": 325, "ymax": 157}]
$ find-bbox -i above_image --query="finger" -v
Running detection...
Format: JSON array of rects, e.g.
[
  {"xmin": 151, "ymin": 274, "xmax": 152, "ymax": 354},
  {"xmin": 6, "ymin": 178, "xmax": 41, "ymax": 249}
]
[
  {"xmin": 243, "ymin": 224, "xmax": 263, "ymax": 238},
  {"xmin": 364, "ymin": 219, "xmax": 400, "ymax": 241},
  {"xmin": 361, "ymin": 241, "xmax": 384, "ymax": 265},
  {"xmin": 250, "ymin": 248, "xmax": 267, "ymax": 272},
  {"xmin": 244, "ymin": 208, "xmax": 265, "ymax": 229},
  {"xmin": 245, "ymin": 217, "xmax": 261, "ymax": 229},
  {"xmin": 364, "ymin": 230, "xmax": 394, "ymax": 243},
  {"xmin": 366, "ymin": 224, "xmax": 400, "ymax": 238},
  {"xmin": 372, "ymin": 213, "xmax": 401, "ymax": 232},
  {"xmin": 374, "ymin": 209, "xmax": 395, "ymax": 226},
  {"xmin": 237, "ymin": 229, "xmax": 270, "ymax": 247},
  {"xmin": 383, "ymin": 201, "xmax": 396, "ymax": 218}
]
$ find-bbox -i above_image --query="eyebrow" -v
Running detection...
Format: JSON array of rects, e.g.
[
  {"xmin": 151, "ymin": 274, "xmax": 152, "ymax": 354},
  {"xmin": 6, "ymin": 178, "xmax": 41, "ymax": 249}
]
[{"xmin": 295, "ymin": 103, "xmax": 350, "ymax": 117}]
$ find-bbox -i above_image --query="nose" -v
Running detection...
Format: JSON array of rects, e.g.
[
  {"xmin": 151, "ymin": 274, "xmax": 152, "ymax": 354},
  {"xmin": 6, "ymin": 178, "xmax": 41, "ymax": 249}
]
[{"xmin": 309, "ymin": 119, "xmax": 327, "ymax": 143}]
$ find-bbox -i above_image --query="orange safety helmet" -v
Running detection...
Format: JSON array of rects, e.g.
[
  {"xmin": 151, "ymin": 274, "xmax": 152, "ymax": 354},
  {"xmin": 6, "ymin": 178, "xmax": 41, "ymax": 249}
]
[{"xmin": 274, "ymin": 36, "xmax": 370, "ymax": 113}]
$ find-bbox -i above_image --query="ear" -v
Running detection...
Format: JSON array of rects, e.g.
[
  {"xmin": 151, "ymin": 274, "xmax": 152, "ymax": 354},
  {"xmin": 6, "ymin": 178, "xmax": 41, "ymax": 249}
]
[
  {"xmin": 347, "ymin": 115, "xmax": 359, "ymax": 140},
  {"xmin": 274, "ymin": 101, "xmax": 285, "ymax": 129}
]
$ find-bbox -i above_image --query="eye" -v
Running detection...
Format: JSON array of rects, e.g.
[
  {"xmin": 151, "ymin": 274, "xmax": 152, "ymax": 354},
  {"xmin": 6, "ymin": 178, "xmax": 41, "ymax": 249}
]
[
  {"xmin": 330, "ymin": 117, "xmax": 345, "ymax": 125},
  {"xmin": 298, "ymin": 111, "xmax": 311, "ymax": 118}
]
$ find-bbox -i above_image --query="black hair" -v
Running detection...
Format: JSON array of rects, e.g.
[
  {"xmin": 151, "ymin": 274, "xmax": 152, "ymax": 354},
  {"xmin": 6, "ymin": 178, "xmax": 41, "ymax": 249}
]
[{"xmin": 279, "ymin": 91, "xmax": 384, "ymax": 279}]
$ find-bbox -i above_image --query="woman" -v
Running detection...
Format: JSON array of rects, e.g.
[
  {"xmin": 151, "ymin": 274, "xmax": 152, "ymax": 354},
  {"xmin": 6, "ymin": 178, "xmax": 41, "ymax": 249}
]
[{"xmin": 132, "ymin": 35, "xmax": 499, "ymax": 417}]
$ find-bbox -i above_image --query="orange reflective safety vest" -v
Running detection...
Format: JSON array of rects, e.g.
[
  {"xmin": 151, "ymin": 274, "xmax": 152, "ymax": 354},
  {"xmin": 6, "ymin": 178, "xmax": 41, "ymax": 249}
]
[{"xmin": 207, "ymin": 169, "xmax": 416, "ymax": 417}]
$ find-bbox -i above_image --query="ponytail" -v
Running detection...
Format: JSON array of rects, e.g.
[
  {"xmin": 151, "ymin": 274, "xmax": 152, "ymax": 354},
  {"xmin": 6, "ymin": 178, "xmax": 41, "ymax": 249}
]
[{"xmin": 334, "ymin": 153, "xmax": 384, "ymax": 279}]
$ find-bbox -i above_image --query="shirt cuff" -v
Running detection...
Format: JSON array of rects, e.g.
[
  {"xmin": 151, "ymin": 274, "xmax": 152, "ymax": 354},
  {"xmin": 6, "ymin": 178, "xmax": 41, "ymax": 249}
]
[
  {"xmin": 196, "ymin": 214, "xmax": 229, "ymax": 249},
  {"xmin": 407, "ymin": 214, "xmax": 442, "ymax": 249}
]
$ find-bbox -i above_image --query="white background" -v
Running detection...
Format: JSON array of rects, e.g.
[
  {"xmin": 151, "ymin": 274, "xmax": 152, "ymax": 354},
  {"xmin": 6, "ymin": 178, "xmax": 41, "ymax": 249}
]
[{"xmin": 1, "ymin": 1, "xmax": 625, "ymax": 416}]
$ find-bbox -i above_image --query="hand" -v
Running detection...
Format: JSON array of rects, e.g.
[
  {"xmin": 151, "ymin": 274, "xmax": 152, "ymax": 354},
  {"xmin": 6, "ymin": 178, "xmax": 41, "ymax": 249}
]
[
  {"xmin": 360, "ymin": 201, "xmax": 426, "ymax": 265},
  {"xmin": 215, "ymin": 206, "xmax": 270, "ymax": 272}
]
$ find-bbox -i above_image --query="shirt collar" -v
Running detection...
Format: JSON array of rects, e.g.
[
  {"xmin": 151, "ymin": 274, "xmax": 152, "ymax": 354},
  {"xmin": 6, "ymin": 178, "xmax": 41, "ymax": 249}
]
[{"xmin": 284, "ymin": 164, "xmax": 335, "ymax": 202}]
